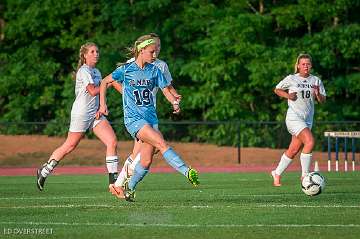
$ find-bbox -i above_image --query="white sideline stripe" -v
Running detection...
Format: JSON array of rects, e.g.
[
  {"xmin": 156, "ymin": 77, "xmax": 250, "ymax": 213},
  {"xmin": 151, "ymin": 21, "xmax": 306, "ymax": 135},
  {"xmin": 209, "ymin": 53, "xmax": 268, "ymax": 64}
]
[
  {"xmin": 2, "ymin": 192, "xmax": 360, "ymax": 201},
  {"xmin": 0, "ymin": 221, "xmax": 359, "ymax": 228},
  {"xmin": 0, "ymin": 204, "xmax": 118, "ymax": 209},
  {"xmin": 1, "ymin": 204, "xmax": 359, "ymax": 209},
  {"xmin": 258, "ymin": 204, "xmax": 360, "ymax": 208},
  {"xmin": 0, "ymin": 196, "xmax": 100, "ymax": 200},
  {"xmin": 2, "ymin": 194, "xmax": 360, "ymax": 201},
  {"xmin": 228, "ymin": 193, "xmax": 360, "ymax": 197}
]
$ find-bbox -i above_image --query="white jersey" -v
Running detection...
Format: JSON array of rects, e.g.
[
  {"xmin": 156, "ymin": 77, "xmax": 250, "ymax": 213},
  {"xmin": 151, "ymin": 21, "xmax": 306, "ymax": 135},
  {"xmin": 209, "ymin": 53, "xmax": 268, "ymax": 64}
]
[
  {"xmin": 152, "ymin": 59, "xmax": 173, "ymax": 84},
  {"xmin": 276, "ymin": 73, "xmax": 326, "ymax": 123},
  {"xmin": 126, "ymin": 58, "xmax": 173, "ymax": 107},
  {"xmin": 71, "ymin": 64, "xmax": 102, "ymax": 119}
]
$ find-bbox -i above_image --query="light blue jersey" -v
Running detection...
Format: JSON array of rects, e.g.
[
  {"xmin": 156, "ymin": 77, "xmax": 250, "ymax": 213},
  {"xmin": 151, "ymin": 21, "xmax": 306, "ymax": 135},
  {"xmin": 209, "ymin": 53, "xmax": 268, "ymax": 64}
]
[
  {"xmin": 112, "ymin": 62, "xmax": 170, "ymax": 129},
  {"xmin": 126, "ymin": 58, "xmax": 173, "ymax": 107},
  {"xmin": 127, "ymin": 58, "xmax": 173, "ymax": 84}
]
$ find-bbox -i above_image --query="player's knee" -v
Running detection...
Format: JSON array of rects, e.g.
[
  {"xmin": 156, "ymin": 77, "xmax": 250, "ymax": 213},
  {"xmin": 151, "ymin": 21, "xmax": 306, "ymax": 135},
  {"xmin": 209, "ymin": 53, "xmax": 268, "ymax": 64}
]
[
  {"xmin": 142, "ymin": 158, "xmax": 152, "ymax": 168},
  {"xmin": 304, "ymin": 135, "xmax": 315, "ymax": 146},
  {"xmin": 140, "ymin": 155, "xmax": 152, "ymax": 168},
  {"xmin": 287, "ymin": 149, "xmax": 298, "ymax": 158},
  {"xmin": 305, "ymin": 139, "xmax": 315, "ymax": 150},
  {"xmin": 154, "ymin": 140, "xmax": 168, "ymax": 152}
]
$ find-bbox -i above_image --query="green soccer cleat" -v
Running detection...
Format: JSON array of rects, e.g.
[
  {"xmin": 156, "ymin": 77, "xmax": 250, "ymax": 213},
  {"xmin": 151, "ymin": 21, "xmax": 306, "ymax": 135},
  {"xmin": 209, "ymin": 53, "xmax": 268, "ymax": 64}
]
[
  {"xmin": 187, "ymin": 168, "xmax": 200, "ymax": 186},
  {"xmin": 123, "ymin": 179, "xmax": 136, "ymax": 202}
]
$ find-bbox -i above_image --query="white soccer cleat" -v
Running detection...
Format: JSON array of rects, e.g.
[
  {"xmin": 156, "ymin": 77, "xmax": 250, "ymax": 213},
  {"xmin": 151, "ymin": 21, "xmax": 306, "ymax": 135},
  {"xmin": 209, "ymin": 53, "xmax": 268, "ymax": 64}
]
[{"xmin": 116, "ymin": 157, "xmax": 134, "ymax": 187}]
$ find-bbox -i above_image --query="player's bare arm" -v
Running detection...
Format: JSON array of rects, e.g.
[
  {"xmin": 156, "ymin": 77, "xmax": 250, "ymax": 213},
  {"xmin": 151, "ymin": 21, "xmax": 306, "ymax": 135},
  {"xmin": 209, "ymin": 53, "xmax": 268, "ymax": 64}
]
[
  {"xmin": 87, "ymin": 78, "xmax": 118, "ymax": 97},
  {"xmin": 314, "ymin": 86, "xmax": 326, "ymax": 103},
  {"xmin": 168, "ymin": 85, "xmax": 182, "ymax": 101},
  {"xmin": 102, "ymin": 73, "xmax": 123, "ymax": 94},
  {"xmin": 162, "ymin": 86, "xmax": 180, "ymax": 114},
  {"xmin": 97, "ymin": 75, "xmax": 115, "ymax": 118},
  {"xmin": 87, "ymin": 77, "xmax": 117, "ymax": 97},
  {"xmin": 86, "ymin": 84, "xmax": 100, "ymax": 96},
  {"xmin": 274, "ymin": 88, "xmax": 297, "ymax": 101},
  {"xmin": 112, "ymin": 81, "xmax": 123, "ymax": 94}
]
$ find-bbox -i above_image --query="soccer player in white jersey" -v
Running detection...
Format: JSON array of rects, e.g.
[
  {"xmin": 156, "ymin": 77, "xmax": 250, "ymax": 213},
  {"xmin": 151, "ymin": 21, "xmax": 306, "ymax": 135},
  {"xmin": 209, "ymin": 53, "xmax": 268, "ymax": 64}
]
[
  {"xmin": 98, "ymin": 34, "xmax": 199, "ymax": 201},
  {"xmin": 36, "ymin": 42, "xmax": 119, "ymax": 191},
  {"xmin": 114, "ymin": 33, "xmax": 182, "ymax": 189},
  {"xmin": 271, "ymin": 53, "xmax": 326, "ymax": 187}
]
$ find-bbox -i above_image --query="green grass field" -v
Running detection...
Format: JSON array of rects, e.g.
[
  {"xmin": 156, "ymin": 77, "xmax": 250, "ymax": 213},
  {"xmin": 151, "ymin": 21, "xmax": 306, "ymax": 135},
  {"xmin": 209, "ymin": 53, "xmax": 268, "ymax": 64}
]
[{"xmin": 1, "ymin": 172, "xmax": 360, "ymax": 239}]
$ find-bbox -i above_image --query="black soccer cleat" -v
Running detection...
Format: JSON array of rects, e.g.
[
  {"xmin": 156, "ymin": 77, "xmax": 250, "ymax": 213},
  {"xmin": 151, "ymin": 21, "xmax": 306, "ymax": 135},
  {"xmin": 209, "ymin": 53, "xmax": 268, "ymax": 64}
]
[
  {"xmin": 36, "ymin": 159, "xmax": 58, "ymax": 191},
  {"xmin": 36, "ymin": 166, "xmax": 47, "ymax": 191},
  {"xmin": 108, "ymin": 172, "xmax": 118, "ymax": 185}
]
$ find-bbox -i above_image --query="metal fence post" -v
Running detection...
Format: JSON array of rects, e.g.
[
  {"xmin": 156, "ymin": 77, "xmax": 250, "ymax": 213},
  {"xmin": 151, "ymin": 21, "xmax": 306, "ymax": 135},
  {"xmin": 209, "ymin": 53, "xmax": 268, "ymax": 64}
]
[{"xmin": 237, "ymin": 121, "xmax": 241, "ymax": 164}]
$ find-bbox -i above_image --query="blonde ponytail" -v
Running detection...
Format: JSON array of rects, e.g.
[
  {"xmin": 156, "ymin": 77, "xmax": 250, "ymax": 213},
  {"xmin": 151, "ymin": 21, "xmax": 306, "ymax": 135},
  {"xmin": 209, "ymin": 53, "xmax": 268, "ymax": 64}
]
[{"xmin": 116, "ymin": 34, "xmax": 154, "ymax": 67}]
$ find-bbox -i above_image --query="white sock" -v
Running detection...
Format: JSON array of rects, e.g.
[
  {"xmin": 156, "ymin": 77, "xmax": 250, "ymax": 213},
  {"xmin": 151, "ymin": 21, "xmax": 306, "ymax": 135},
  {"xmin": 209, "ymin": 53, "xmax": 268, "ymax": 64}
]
[
  {"xmin": 40, "ymin": 159, "xmax": 58, "ymax": 177},
  {"xmin": 275, "ymin": 153, "xmax": 292, "ymax": 175},
  {"xmin": 115, "ymin": 156, "xmax": 133, "ymax": 187},
  {"xmin": 105, "ymin": 156, "xmax": 118, "ymax": 173},
  {"xmin": 130, "ymin": 153, "xmax": 141, "ymax": 171},
  {"xmin": 300, "ymin": 153, "xmax": 312, "ymax": 177}
]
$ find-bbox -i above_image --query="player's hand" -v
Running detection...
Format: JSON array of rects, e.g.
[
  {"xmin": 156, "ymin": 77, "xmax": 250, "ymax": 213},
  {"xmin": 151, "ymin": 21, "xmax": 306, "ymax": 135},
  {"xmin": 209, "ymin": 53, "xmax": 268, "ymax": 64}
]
[
  {"xmin": 97, "ymin": 104, "xmax": 109, "ymax": 119},
  {"xmin": 172, "ymin": 101, "xmax": 181, "ymax": 114},
  {"xmin": 175, "ymin": 94, "xmax": 182, "ymax": 102},
  {"xmin": 95, "ymin": 111, "xmax": 102, "ymax": 120},
  {"xmin": 313, "ymin": 85, "xmax": 320, "ymax": 96},
  {"xmin": 288, "ymin": 92, "xmax": 297, "ymax": 101}
]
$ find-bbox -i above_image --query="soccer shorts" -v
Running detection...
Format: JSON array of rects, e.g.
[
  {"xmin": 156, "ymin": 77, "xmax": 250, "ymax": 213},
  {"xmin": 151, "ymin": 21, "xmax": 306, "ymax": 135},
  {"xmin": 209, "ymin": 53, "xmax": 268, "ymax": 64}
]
[
  {"xmin": 285, "ymin": 118, "xmax": 313, "ymax": 136},
  {"xmin": 69, "ymin": 115, "xmax": 106, "ymax": 133},
  {"xmin": 126, "ymin": 119, "xmax": 158, "ymax": 139}
]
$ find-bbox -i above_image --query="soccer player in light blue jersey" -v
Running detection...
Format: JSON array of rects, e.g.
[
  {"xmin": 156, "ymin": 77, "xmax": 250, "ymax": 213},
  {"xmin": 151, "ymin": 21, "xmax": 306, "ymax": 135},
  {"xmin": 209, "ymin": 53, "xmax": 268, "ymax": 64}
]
[
  {"xmin": 114, "ymin": 33, "xmax": 182, "ymax": 189},
  {"xmin": 271, "ymin": 54, "xmax": 326, "ymax": 187},
  {"xmin": 98, "ymin": 34, "xmax": 199, "ymax": 201}
]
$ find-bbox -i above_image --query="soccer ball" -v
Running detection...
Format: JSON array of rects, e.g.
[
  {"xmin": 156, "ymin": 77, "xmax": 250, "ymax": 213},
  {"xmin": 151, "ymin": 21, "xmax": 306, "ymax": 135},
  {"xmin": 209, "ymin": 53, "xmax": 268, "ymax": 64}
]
[{"xmin": 301, "ymin": 172, "xmax": 325, "ymax": 196}]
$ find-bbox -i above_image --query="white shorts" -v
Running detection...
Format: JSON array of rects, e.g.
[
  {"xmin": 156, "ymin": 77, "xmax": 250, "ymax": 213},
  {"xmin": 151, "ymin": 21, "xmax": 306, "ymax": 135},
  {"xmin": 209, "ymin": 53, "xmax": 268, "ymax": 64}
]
[
  {"xmin": 286, "ymin": 119, "xmax": 312, "ymax": 136},
  {"xmin": 69, "ymin": 115, "xmax": 106, "ymax": 133}
]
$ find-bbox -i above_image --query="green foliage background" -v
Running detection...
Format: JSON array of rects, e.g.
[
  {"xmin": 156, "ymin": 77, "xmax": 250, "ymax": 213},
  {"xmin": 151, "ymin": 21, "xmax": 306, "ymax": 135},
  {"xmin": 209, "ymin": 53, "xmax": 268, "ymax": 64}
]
[{"xmin": 0, "ymin": 0, "xmax": 359, "ymax": 147}]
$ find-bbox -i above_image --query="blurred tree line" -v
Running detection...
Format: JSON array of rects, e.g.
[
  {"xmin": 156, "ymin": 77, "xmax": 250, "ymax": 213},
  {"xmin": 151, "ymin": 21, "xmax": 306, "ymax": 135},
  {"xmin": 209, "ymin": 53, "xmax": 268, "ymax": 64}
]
[{"xmin": 0, "ymin": 0, "xmax": 359, "ymax": 147}]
